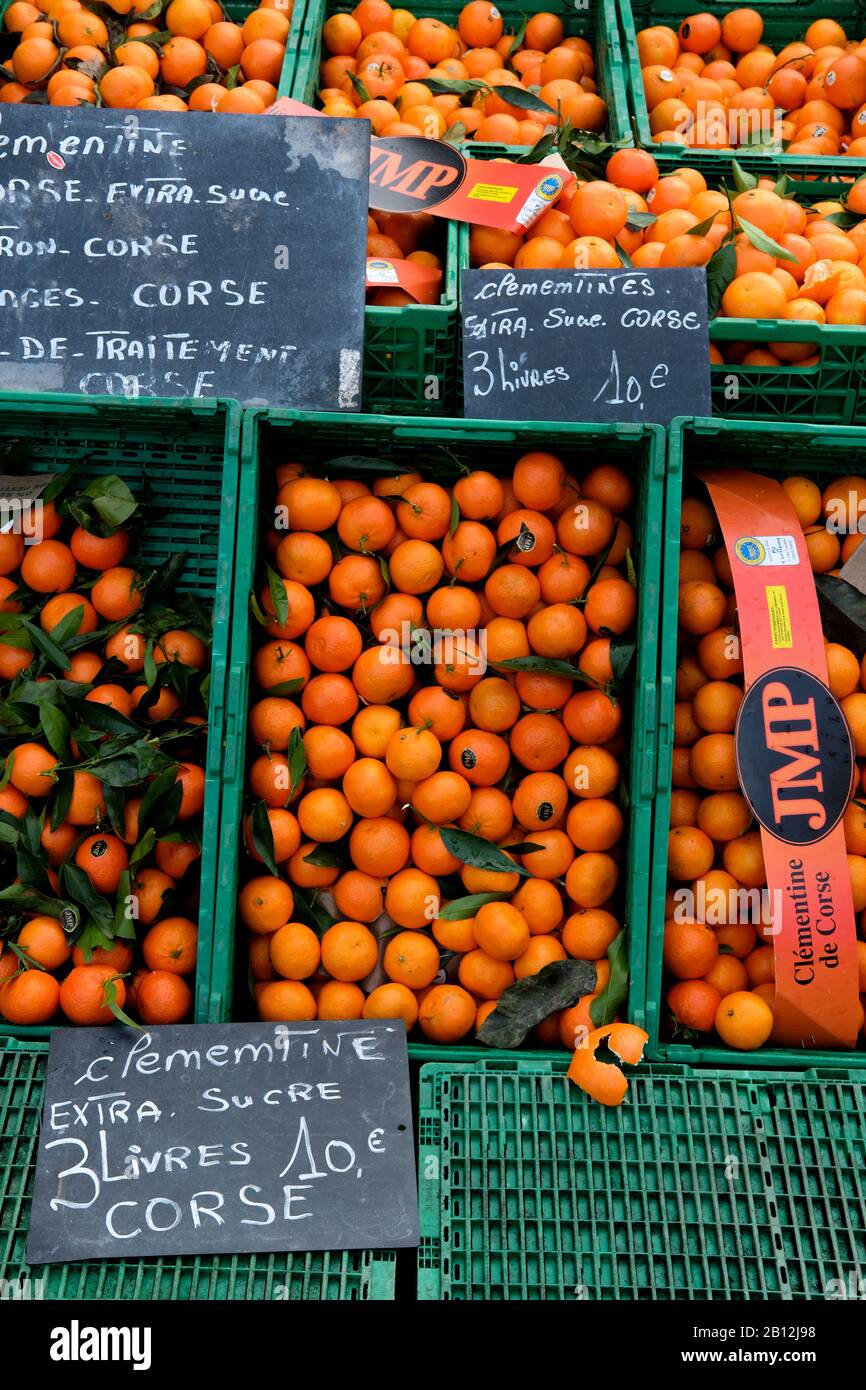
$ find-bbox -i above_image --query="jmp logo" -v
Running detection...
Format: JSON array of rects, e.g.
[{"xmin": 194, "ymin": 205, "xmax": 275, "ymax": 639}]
[
  {"xmin": 735, "ymin": 668, "xmax": 854, "ymax": 845},
  {"xmin": 734, "ymin": 537, "xmax": 765, "ymax": 565}
]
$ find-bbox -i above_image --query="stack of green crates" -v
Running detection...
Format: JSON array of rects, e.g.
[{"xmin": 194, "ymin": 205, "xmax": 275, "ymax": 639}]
[
  {"xmin": 617, "ymin": 0, "xmax": 864, "ymax": 178},
  {"xmin": 648, "ymin": 415, "xmax": 866, "ymax": 1070},
  {"xmin": 208, "ymin": 409, "xmax": 666, "ymax": 1066}
]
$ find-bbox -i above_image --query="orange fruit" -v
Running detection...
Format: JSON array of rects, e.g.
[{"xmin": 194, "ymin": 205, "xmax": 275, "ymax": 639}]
[
  {"xmin": 257, "ymin": 979, "xmax": 317, "ymax": 1022},
  {"xmin": 320, "ymin": 919, "xmax": 379, "ymax": 981},
  {"xmin": 714, "ymin": 990, "xmax": 773, "ymax": 1049},
  {"xmin": 59, "ymin": 964, "xmax": 124, "ymax": 1025},
  {"xmin": 383, "ymin": 930, "xmax": 440, "ymax": 988},
  {"xmin": 418, "ymin": 984, "xmax": 476, "ymax": 1042}
]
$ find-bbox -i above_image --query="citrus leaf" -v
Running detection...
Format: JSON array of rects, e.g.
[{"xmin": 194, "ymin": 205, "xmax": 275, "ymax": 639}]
[
  {"xmin": 288, "ymin": 724, "xmax": 306, "ymax": 793},
  {"xmin": 0, "ymin": 884, "xmax": 63, "ymax": 915},
  {"xmin": 494, "ymin": 654, "xmax": 589, "ymax": 680},
  {"xmin": 347, "ymin": 70, "xmax": 371, "ymax": 103},
  {"xmin": 266, "ymin": 564, "xmax": 289, "ymax": 626},
  {"xmin": 60, "ymin": 862, "xmax": 115, "ymax": 931},
  {"xmin": 625, "ymin": 210, "xmax": 657, "ymax": 231},
  {"xmin": 48, "ymin": 769, "xmax": 74, "ymax": 832},
  {"xmin": 129, "ymin": 826, "xmax": 156, "ymax": 869},
  {"xmin": 615, "ymin": 239, "xmax": 634, "ymax": 269},
  {"xmin": 506, "ymin": 20, "xmax": 527, "ymax": 60},
  {"xmin": 706, "ymin": 241, "xmax": 737, "ymax": 319},
  {"xmin": 82, "ymin": 475, "xmax": 138, "ymax": 528},
  {"xmin": 250, "ymin": 799, "xmax": 280, "ymax": 879},
  {"xmin": 687, "ymin": 212, "xmax": 718, "ymax": 237},
  {"xmin": 736, "ymin": 215, "xmax": 798, "ymax": 263},
  {"xmin": 104, "ymin": 976, "xmax": 141, "ymax": 1030},
  {"xmin": 40, "ymin": 702, "xmax": 70, "ymax": 759},
  {"xmin": 436, "ymin": 892, "xmax": 511, "ymax": 920},
  {"xmin": 731, "ymin": 158, "xmax": 757, "ymax": 193},
  {"xmin": 302, "ymin": 843, "xmax": 347, "ymax": 868},
  {"xmin": 136, "ymin": 764, "xmax": 183, "ymax": 838},
  {"xmin": 815, "ymin": 574, "xmax": 866, "ymax": 658},
  {"xmin": 589, "ymin": 930, "xmax": 629, "ymax": 1027},
  {"xmin": 610, "ymin": 636, "xmax": 636, "ymax": 682},
  {"xmin": 424, "ymin": 75, "xmax": 490, "ymax": 96},
  {"xmin": 492, "ymin": 84, "xmax": 555, "ymax": 114},
  {"xmin": 449, "ymin": 494, "xmax": 460, "ymax": 538},
  {"xmin": 439, "ymin": 827, "xmax": 533, "ymax": 878},
  {"xmin": 261, "ymin": 678, "xmax": 304, "ymax": 698},
  {"xmin": 19, "ymin": 618, "xmax": 69, "ymax": 671},
  {"xmin": 292, "ymin": 887, "xmax": 337, "ymax": 937},
  {"xmin": 477, "ymin": 959, "xmax": 597, "ymax": 1048}
]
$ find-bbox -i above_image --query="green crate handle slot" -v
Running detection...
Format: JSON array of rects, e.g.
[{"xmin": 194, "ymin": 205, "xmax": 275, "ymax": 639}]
[{"xmin": 637, "ymin": 679, "xmax": 657, "ymax": 802}]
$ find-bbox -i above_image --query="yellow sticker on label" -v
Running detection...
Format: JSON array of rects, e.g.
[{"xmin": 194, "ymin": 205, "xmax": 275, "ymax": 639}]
[
  {"xmin": 468, "ymin": 183, "xmax": 518, "ymax": 203},
  {"xmin": 766, "ymin": 585, "xmax": 793, "ymax": 649}
]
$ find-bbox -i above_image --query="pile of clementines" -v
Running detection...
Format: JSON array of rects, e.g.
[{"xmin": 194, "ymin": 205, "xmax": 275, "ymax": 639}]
[
  {"xmin": 637, "ymin": 8, "xmax": 866, "ymax": 155},
  {"xmin": 0, "ymin": 475, "xmax": 210, "ymax": 1028},
  {"xmin": 237, "ymin": 451, "xmax": 637, "ymax": 1047},
  {"xmin": 666, "ymin": 475, "xmax": 866, "ymax": 1051},
  {"xmin": 467, "ymin": 148, "xmax": 866, "ymax": 357},
  {"xmin": 316, "ymin": 0, "xmax": 607, "ymax": 143},
  {"xmin": 0, "ymin": 0, "xmax": 291, "ymax": 112}
]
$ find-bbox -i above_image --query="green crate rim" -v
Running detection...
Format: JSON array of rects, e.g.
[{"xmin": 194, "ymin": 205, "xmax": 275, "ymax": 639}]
[
  {"xmin": 210, "ymin": 408, "xmax": 666, "ymax": 1050},
  {"xmin": 291, "ymin": 0, "xmax": 633, "ymax": 147},
  {"xmin": 617, "ymin": 0, "xmax": 866, "ymax": 174},
  {"xmin": 0, "ymin": 1039, "xmax": 396, "ymax": 1299},
  {"xmin": 647, "ymin": 414, "xmax": 866, "ymax": 1070},
  {"xmin": 0, "ymin": 393, "xmax": 242, "ymax": 1041},
  {"xmin": 416, "ymin": 1056, "xmax": 866, "ymax": 1300}
]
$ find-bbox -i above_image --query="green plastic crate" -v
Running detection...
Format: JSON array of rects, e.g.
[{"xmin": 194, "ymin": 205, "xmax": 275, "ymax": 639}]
[
  {"xmin": 294, "ymin": 0, "xmax": 632, "ymax": 146},
  {"xmin": 211, "ymin": 410, "xmax": 666, "ymax": 1060},
  {"xmin": 0, "ymin": 0, "xmax": 306, "ymax": 99},
  {"xmin": 652, "ymin": 162, "xmax": 866, "ymax": 425},
  {"xmin": 0, "ymin": 1039, "xmax": 395, "ymax": 1298},
  {"xmin": 417, "ymin": 1058, "xmax": 866, "ymax": 1299},
  {"xmin": 0, "ymin": 394, "xmax": 242, "ymax": 1039},
  {"xmin": 649, "ymin": 416, "xmax": 866, "ymax": 1071},
  {"xmin": 362, "ymin": 219, "xmax": 461, "ymax": 417},
  {"xmin": 618, "ymin": 0, "xmax": 866, "ymax": 176}
]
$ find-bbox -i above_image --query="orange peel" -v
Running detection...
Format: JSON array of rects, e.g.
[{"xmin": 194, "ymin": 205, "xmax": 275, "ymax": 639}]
[
  {"xmin": 567, "ymin": 1021, "xmax": 649, "ymax": 1106},
  {"xmin": 799, "ymin": 259, "xmax": 842, "ymax": 304}
]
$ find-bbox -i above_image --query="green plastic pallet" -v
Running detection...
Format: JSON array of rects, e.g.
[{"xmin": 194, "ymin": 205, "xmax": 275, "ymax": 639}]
[
  {"xmin": 416, "ymin": 1059, "xmax": 866, "ymax": 1299},
  {"xmin": 618, "ymin": 0, "xmax": 866, "ymax": 177},
  {"xmin": 649, "ymin": 416, "xmax": 866, "ymax": 1071},
  {"xmin": 0, "ymin": 1040, "xmax": 395, "ymax": 1299},
  {"xmin": 210, "ymin": 410, "xmax": 666, "ymax": 1060},
  {"xmin": 0, "ymin": 394, "xmax": 242, "ymax": 1038}
]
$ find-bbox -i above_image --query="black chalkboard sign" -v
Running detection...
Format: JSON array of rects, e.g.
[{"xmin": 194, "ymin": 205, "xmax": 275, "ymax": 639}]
[
  {"xmin": 27, "ymin": 1021, "xmax": 417, "ymax": 1264},
  {"xmin": 462, "ymin": 267, "xmax": 711, "ymax": 425},
  {"xmin": 0, "ymin": 106, "xmax": 369, "ymax": 410}
]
